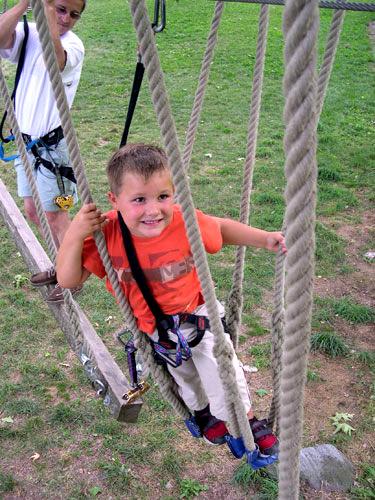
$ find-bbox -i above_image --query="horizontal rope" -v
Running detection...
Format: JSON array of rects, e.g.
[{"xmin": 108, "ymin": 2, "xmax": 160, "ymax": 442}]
[{"xmin": 215, "ymin": 0, "xmax": 375, "ymax": 11}]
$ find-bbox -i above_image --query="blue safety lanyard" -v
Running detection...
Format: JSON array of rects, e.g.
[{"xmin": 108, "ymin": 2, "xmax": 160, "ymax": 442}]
[{"xmin": 0, "ymin": 134, "xmax": 38, "ymax": 162}]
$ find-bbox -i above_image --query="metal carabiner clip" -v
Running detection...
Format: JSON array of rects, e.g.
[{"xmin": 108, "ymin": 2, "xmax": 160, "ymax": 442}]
[{"xmin": 152, "ymin": 0, "xmax": 166, "ymax": 33}]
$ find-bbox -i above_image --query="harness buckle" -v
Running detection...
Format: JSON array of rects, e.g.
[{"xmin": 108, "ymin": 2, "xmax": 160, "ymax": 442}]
[
  {"xmin": 54, "ymin": 194, "xmax": 74, "ymax": 211},
  {"xmin": 122, "ymin": 380, "xmax": 150, "ymax": 403}
]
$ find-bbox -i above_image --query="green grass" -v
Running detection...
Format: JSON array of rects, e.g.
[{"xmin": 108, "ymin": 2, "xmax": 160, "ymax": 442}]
[
  {"xmin": 249, "ymin": 342, "xmax": 272, "ymax": 370},
  {"xmin": 0, "ymin": 0, "xmax": 374, "ymax": 497},
  {"xmin": 310, "ymin": 331, "xmax": 349, "ymax": 357},
  {"xmin": 0, "ymin": 470, "xmax": 17, "ymax": 494},
  {"xmin": 232, "ymin": 463, "xmax": 278, "ymax": 499},
  {"xmin": 333, "ymin": 298, "xmax": 375, "ymax": 324},
  {"xmin": 350, "ymin": 464, "xmax": 375, "ymax": 499}
]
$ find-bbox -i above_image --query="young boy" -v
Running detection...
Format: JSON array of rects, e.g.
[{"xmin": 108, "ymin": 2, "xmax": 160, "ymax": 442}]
[{"xmin": 56, "ymin": 143, "xmax": 286, "ymax": 455}]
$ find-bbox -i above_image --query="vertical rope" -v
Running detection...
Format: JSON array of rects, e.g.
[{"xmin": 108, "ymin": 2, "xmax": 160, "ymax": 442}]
[
  {"xmin": 225, "ymin": 4, "xmax": 270, "ymax": 349},
  {"xmin": 316, "ymin": 9, "xmax": 345, "ymax": 117},
  {"xmin": 268, "ymin": 245, "xmax": 285, "ymax": 431},
  {"xmin": 182, "ymin": 1, "xmax": 224, "ymax": 170},
  {"xmin": 129, "ymin": 0, "xmax": 256, "ymax": 450},
  {"xmin": 278, "ymin": 0, "xmax": 319, "ymax": 497},
  {"xmin": 268, "ymin": 5, "xmax": 344, "ymax": 433}
]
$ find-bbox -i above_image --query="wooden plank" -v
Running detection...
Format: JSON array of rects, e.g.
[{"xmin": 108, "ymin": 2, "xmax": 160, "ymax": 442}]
[{"xmin": 0, "ymin": 178, "xmax": 142, "ymax": 422}]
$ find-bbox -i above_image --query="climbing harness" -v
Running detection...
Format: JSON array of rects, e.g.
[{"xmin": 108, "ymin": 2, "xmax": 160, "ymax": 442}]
[
  {"xmin": 119, "ymin": 0, "xmax": 166, "ymax": 147},
  {"xmin": 22, "ymin": 126, "xmax": 76, "ymax": 211},
  {"xmin": 118, "ymin": 211, "xmax": 211, "ymax": 368}
]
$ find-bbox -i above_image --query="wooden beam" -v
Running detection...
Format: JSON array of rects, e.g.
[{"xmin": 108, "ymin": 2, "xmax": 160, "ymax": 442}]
[{"xmin": 0, "ymin": 178, "xmax": 142, "ymax": 422}]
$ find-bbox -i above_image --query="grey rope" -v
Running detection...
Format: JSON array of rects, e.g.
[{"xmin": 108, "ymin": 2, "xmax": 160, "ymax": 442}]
[
  {"xmin": 129, "ymin": 0, "xmax": 256, "ymax": 450},
  {"xmin": 225, "ymin": 4, "xmax": 270, "ymax": 349},
  {"xmin": 268, "ymin": 243, "xmax": 285, "ymax": 431},
  {"xmin": 28, "ymin": 0, "xmax": 188, "ymax": 417},
  {"xmin": 278, "ymin": 0, "xmax": 319, "ymax": 497},
  {"xmin": 182, "ymin": 1, "xmax": 224, "ymax": 171},
  {"xmin": 268, "ymin": 6, "xmax": 344, "ymax": 431},
  {"xmin": 215, "ymin": 0, "xmax": 375, "ymax": 12},
  {"xmin": 0, "ymin": 60, "xmax": 93, "ymax": 367},
  {"xmin": 316, "ymin": 9, "xmax": 345, "ymax": 117},
  {"xmin": 0, "ymin": 62, "xmax": 57, "ymax": 263}
]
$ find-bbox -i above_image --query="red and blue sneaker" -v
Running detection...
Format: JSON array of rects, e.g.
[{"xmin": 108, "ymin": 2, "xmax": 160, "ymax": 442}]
[
  {"xmin": 250, "ymin": 417, "xmax": 279, "ymax": 456},
  {"xmin": 194, "ymin": 406, "xmax": 229, "ymax": 445}
]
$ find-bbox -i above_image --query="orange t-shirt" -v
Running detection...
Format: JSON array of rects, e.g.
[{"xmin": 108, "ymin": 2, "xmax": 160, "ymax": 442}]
[{"xmin": 82, "ymin": 205, "xmax": 223, "ymax": 334}]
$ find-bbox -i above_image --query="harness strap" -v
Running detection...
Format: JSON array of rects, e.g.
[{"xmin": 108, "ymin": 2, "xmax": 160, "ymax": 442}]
[
  {"xmin": 119, "ymin": 57, "xmax": 145, "ymax": 147},
  {"xmin": 22, "ymin": 126, "xmax": 76, "ymax": 184},
  {"xmin": 117, "ymin": 212, "xmax": 210, "ymax": 367}
]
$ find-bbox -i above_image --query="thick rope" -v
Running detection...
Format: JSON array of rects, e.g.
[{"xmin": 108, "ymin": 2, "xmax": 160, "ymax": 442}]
[
  {"xmin": 129, "ymin": 0, "xmax": 256, "ymax": 450},
  {"xmin": 316, "ymin": 9, "xmax": 345, "ymax": 117},
  {"xmin": 20, "ymin": 0, "xmax": 188, "ymax": 417},
  {"xmin": 268, "ymin": 6, "xmax": 344, "ymax": 431},
  {"xmin": 268, "ymin": 244, "xmax": 285, "ymax": 431},
  {"xmin": 182, "ymin": 1, "xmax": 224, "ymax": 170},
  {"xmin": 216, "ymin": 0, "xmax": 375, "ymax": 12},
  {"xmin": 0, "ymin": 62, "xmax": 57, "ymax": 262},
  {"xmin": 278, "ymin": 0, "xmax": 319, "ymax": 497},
  {"xmin": 225, "ymin": 5, "xmax": 270, "ymax": 349},
  {"xmin": 0, "ymin": 59, "xmax": 96, "ymax": 367}
]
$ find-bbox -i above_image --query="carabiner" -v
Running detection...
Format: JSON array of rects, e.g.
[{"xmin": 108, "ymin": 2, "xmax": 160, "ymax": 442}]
[{"xmin": 152, "ymin": 0, "xmax": 166, "ymax": 33}]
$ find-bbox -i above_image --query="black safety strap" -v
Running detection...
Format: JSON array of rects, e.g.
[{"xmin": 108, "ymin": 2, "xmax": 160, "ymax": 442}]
[
  {"xmin": 119, "ymin": 0, "xmax": 166, "ymax": 148},
  {"xmin": 21, "ymin": 126, "xmax": 76, "ymax": 184},
  {"xmin": 30, "ymin": 147, "xmax": 77, "ymax": 184},
  {"xmin": 0, "ymin": 14, "xmax": 29, "ymax": 142},
  {"xmin": 117, "ymin": 211, "xmax": 211, "ymax": 354},
  {"xmin": 119, "ymin": 59, "xmax": 145, "ymax": 148},
  {"xmin": 117, "ymin": 211, "xmax": 172, "ymax": 334}
]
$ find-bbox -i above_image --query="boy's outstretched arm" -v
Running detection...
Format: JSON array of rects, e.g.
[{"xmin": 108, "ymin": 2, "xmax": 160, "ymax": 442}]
[
  {"xmin": 215, "ymin": 217, "xmax": 287, "ymax": 253},
  {"xmin": 56, "ymin": 203, "xmax": 107, "ymax": 288}
]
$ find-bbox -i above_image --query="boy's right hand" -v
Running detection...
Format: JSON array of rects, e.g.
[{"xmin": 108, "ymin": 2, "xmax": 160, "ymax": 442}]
[{"xmin": 71, "ymin": 203, "xmax": 108, "ymax": 239}]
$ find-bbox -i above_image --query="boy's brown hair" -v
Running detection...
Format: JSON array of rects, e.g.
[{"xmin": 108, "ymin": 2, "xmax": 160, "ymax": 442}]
[{"xmin": 107, "ymin": 143, "xmax": 169, "ymax": 195}]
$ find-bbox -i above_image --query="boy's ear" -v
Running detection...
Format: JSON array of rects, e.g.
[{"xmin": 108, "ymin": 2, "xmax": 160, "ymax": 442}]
[{"xmin": 108, "ymin": 191, "xmax": 117, "ymax": 209}]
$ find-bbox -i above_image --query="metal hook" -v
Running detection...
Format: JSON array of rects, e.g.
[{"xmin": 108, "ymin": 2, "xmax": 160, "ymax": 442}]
[
  {"xmin": 152, "ymin": 0, "xmax": 166, "ymax": 33},
  {"xmin": 93, "ymin": 379, "xmax": 107, "ymax": 397}
]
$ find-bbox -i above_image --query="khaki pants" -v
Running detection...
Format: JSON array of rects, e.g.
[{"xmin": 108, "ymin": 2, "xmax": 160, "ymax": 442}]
[{"xmin": 165, "ymin": 302, "xmax": 252, "ymax": 421}]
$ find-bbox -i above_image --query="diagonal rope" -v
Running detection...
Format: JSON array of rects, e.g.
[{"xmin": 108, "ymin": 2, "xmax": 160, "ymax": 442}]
[
  {"xmin": 0, "ymin": 61, "xmax": 57, "ymax": 264},
  {"xmin": 129, "ymin": 0, "xmax": 256, "ymax": 450},
  {"xmin": 182, "ymin": 1, "xmax": 224, "ymax": 171},
  {"xmin": 278, "ymin": 0, "xmax": 319, "ymax": 496},
  {"xmin": 0, "ymin": 58, "xmax": 99, "ymax": 375},
  {"xmin": 13, "ymin": 0, "xmax": 188, "ymax": 417},
  {"xmin": 225, "ymin": 4, "xmax": 270, "ymax": 349}
]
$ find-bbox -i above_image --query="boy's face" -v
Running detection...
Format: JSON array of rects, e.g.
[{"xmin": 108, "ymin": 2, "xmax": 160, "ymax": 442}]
[{"xmin": 108, "ymin": 169, "xmax": 175, "ymax": 238}]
